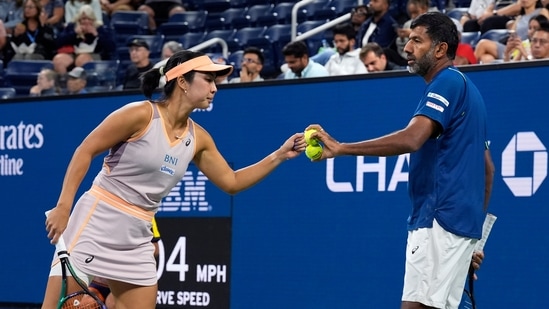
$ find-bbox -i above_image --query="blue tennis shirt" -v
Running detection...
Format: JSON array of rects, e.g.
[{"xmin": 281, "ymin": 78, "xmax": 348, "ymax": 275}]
[{"xmin": 407, "ymin": 66, "xmax": 488, "ymax": 239}]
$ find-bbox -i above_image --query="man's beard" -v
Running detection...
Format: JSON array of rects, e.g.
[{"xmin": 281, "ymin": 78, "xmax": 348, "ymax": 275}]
[
  {"xmin": 338, "ymin": 45, "xmax": 351, "ymax": 55},
  {"xmin": 407, "ymin": 47, "xmax": 436, "ymax": 76}
]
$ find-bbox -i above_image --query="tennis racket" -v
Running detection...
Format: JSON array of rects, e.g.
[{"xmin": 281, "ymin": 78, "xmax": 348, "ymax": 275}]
[
  {"xmin": 46, "ymin": 211, "xmax": 107, "ymax": 309},
  {"xmin": 460, "ymin": 213, "xmax": 497, "ymax": 309}
]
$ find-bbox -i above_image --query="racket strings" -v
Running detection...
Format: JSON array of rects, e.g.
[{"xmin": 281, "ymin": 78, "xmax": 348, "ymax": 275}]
[{"xmin": 61, "ymin": 292, "xmax": 103, "ymax": 309}]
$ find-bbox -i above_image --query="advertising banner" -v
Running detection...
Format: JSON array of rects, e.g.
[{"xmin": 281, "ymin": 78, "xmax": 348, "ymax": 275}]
[{"xmin": 1, "ymin": 62, "xmax": 548, "ymax": 308}]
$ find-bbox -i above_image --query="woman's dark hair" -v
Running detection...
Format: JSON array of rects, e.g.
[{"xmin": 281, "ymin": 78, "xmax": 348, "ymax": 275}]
[
  {"xmin": 141, "ymin": 50, "xmax": 205, "ymax": 100},
  {"xmin": 530, "ymin": 14, "xmax": 548, "ymax": 24},
  {"xmin": 411, "ymin": 12, "xmax": 459, "ymax": 60}
]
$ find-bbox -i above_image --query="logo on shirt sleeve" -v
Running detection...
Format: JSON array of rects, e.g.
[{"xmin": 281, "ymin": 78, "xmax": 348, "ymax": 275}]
[
  {"xmin": 427, "ymin": 92, "xmax": 449, "ymax": 107},
  {"xmin": 426, "ymin": 101, "xmax": 444, "ymax": 112}
]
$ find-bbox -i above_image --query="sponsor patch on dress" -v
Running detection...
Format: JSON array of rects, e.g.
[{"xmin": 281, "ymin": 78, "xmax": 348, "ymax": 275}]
[
  {"xmin": 159, "ymin": 165, "xmax": 175, "ymax": 176},
  {"xmin": 426, "ymin": 101, "xmax": 444, "ymax": 112}
]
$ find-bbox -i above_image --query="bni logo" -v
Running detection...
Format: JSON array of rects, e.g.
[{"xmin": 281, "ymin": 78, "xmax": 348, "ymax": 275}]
[
  {"xmin": 158, "ymin": 170, "xmax": 212, "ymax": 212},
  {"xmin": 501, "ymin": 132, "xmax": 547, "ymax": 197}
]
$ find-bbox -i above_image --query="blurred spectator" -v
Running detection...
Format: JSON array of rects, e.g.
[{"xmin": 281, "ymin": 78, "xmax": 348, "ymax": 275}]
[
  {"xmin": 359, "ymin": 42, "xmax": 406, "ymax": 72},
  {"xmin": 281, "ymin": 41, "xmax": 329, "ymax": 79},
  {"xmin": 453, "ymin": 19, "xmax": 478, "ymax": 66},
  {"xmin": 122, "ymin": 38, "xmax": 153, "ymax": 89},
  {"xmin": 529, "ymin": 21, "xmax": 549, "ymax": 59},
  {"xmin": 211, "ymin": 54, "xmax": 229, "ymax": 84},
  {"xmin": 29, "ymin": 68, "xmax": 59, "ymax": 96},
  {"xmin": 40, "ymin": 0, "xmax": 64, "ymax": 32},
  {"xmin": 324, "ymin": 23, "xmax": 368, "ymax": 76},
  {"xmin": 460, "ymin": 0, "xmax": 496, "ymax": 32},
  {"xmin": 475, "ymin": 2, "xmax": 549, "ymax": 63},
  {"xmin": 152, "ymin": 41, "xmax": 184, "ymax": 87},
  {"xmin": 64, "ymin": 66, "xmax": 88, "ymax": 94},
  {"xmin": 161, "ymin": 40, "xmax": 183, "ymax": 59},
  {"xmin": 395, "ymin": 0, "xmax": 429, "ymax": 59},
  {"xmin": 53, "ymin": 5, "xmax": 115, "ymax": 74},
  {"xmin": 455, "ymin": 43, "xmax": 477, "ymax": 65},
  {"xmin": 5, "ymin": 0, "xmax": 56, "ymax": 62},
  {"xmin": 477, "ymin": 2, "xmax": 522, "ymax": 34},
  {"xmin": 100, "ymin": 0, "xmax": 140, "ymax": 17},
  {"xmin": 350, "ymin": 5, "xmax": 372, "ymax": 32},
  {"xmin": 2, "ymin": 0, "xmax": 24, "ymax": 35},
  {"xmin": 504, "ymin": 16, "xmax": 549, "ymax": 61},
  {"xmin": 230, "ymin": 47, "xmax": 264, "ymax": 83},
  {"xmin": 355, "ymin": 0, "xmax": 397, "ymax": 48},
  {"xmin": 0, "ymin": 20, "xmax": 6, "ymax": 56},
  {"xmin": 138, "ymin": 0, "xmax": 185, "ymax": 32},
  {"xmin": 65, "ymin": 0, "xmax": 103, "ymax": 27}
]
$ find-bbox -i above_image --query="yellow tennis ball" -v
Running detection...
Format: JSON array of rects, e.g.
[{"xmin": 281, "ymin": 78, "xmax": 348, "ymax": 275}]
[
  {"xmin": 305, "ymin": 144, "xmax": 323, "ymax": 160},
  {"xmin": 304, "ymin": 129, "xmax": 319, "ymax": 146}
]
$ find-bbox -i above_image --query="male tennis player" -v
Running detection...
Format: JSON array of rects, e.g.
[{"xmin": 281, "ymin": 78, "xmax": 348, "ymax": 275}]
[{"xmin": 307, "ymin": 12, "xmax": 494, "ymax": 309}]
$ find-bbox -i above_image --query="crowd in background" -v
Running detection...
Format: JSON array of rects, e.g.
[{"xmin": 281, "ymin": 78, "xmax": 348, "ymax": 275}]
[{"xmin": 1, "ymin": 0, "xmax": 549, "ymax": 98}]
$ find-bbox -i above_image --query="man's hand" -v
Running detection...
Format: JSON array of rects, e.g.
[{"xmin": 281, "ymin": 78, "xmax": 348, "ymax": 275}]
[
  {"xmin": 471, "ymin": 251, "xmax": 485, "ymax": 280},
  {"xmin": 239, "ymin": 65, "xmax": 252, "ymax": 82}
]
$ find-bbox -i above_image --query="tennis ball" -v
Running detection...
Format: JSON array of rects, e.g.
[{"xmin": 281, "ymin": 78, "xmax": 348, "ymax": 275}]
[
  {"xmin": 305, "ymin": 144, "xmax": 323, "ymax": 160},
  {"xmin": 304, "ymin": 129, "xmax": 319, "ymax": 146}
]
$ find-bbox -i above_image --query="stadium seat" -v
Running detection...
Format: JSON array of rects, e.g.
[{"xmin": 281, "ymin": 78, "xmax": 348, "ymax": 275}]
[
  {"xmin": 246, "ymin": 0, "xmax": 272, "ymax": 5},
  {"xmin": 302, "ymin": 0, "xmax": 335, "ymax": 21},
  {"xmin": 230, "ymin": 0, "xmax": 250, "ymax": 8},
  {"xmin": 204, "ymin": 29, "xmax": 238, "ymax": 53},
  {"xmin": 244, "ymin": 25, "xmax": 287, "ymax": 75},
  {"xmin": 5, "ymin": 60, "xmax": 54, "ymax": 95},
  {"xmin": 478, "ymin": 29, "xmax": 510, "ymax": 43},
  {"xmin": 446, "ymin": 8, "xmax": 468, "ymax": 21},
  {"xmin": 0, "ymin": 87, "xmax": 16, "ymax": 99},
  {"xmin": 219, "ymin": 7, "xmax": 250, "ymax": 30},
  {"xmin": 273, "ymin": 2, "xmax": 307, "ymax": 24},
  {"xmin": 82, "ymin": 60, "xmax": 120, "ymax": 89},
  {"xmin": 296, "ymin": 20, "xmax": 329, "ymax": 55},
  {"xmin": 199, "ymin": 0, "xmax": 231, "ymax": 14},
  {"xmin": 227, "ymin": 50, "xmax": 244, "ymax": 79},
  {"xmin": 247, "ymin": 4, "xmax": 277, "ymax": 27},
  {"xmin": 329, "ymin": 0, "xmax": 357, "ymax": 16},
  {"xmin": 233, "ymin": 26, "xmax": 267, "ymax": 49},
  {"xmin": 179, "ymin": 32, "xmax": 207, "ymax": 49},
  {"xmin": 157, "ymin": 22, "xmax": 190, "ymax": 43},
  {"xmin": 164, "ymin": 10, "xmax": 208, "ymax": 32},
  {"xmin": 460, "ymin": 31, "xmax": 481, "ymax": 47},
  {"xmin": 110, "ymin": 11, "xmax": 149, "ymax": 36},
  {"xmin": 262, "ymin": 24, "xmax": 292, "ymax": 69}
]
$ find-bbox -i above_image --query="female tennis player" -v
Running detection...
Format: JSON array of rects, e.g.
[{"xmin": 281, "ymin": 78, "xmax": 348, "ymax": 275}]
[{"xmin": 43, "ymin": 50, "xmax": 306, "ymax": 309}]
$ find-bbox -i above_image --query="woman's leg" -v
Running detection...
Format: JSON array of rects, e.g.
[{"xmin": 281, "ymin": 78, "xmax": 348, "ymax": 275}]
[
  {"xmin": 52, "ymin": 53, "xmax": 75, "ymax": 74},
  {"xmin": 474, "ymin": 39, "xmax": 498, "ymax": 63},
  {"xmin": 109, "ymin": 279, "xmax": 157, "ymax": 309}
]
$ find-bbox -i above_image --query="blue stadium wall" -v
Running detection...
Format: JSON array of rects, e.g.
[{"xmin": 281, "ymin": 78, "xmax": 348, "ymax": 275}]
[{"xmin": 1, "ymin": 62, "xmax": 548, "ymax": 308}]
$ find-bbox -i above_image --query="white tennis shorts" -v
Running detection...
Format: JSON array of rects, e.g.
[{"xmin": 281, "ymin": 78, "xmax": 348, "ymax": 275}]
[{"xmin": 402, "ymin": 219, "xmax": 476, "ymax": 309}]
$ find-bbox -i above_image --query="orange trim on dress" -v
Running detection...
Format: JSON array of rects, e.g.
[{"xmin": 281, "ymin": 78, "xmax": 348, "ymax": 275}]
[
  {"xmin": 127, "ymin": 101, "xmax": 155, "ymax": 143},
  {"xmin": 89, "ymin": 185, "xmax": 154, "ymax": 221},
  {"xmin": 158, "ymin": 107, "xmax": 191, "ymax": 147}
]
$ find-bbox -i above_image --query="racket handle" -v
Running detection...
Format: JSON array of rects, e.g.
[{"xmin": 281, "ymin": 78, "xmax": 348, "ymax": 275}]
[{"xmin": 475, "ymin": 213, "xmax": 497, "ymax": 252}]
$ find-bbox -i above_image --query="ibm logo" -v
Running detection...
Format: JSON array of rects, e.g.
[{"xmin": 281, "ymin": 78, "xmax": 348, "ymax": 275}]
[{"xmin": 159, "ymin": 171, "xmax": 212, "ymax": 212}]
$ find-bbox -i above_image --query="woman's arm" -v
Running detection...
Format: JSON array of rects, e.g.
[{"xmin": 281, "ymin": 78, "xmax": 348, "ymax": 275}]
[
  {"xmin": 45, "ymin": 102, "xmax": 153, "ymax": 243},
  {"xmin": 193, "ymin": 123, "xmax": 304, "ymax": 195}
]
